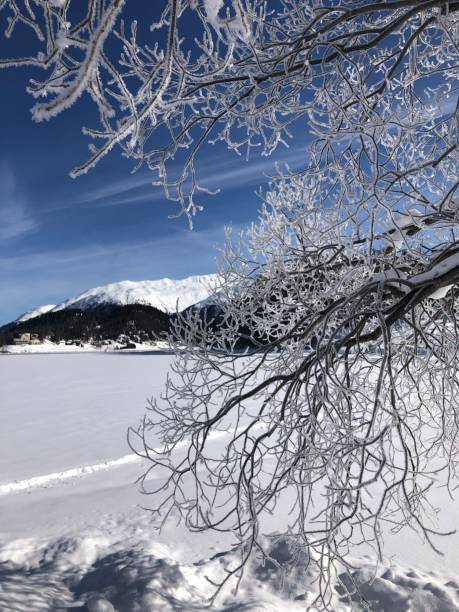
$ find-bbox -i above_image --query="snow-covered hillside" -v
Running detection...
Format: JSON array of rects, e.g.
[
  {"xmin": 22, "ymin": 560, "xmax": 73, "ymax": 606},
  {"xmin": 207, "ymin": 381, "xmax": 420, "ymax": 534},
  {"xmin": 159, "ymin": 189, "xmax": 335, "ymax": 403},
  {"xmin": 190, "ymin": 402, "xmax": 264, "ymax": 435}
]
[
  {"xmin": 9, "ymin": 274, "xmax": 220, "ymax": 326},
  {"xmin": 16, "ymin": 304, "xmax": 56, "ymax": 323},
  {"xmin": 50, "ymin": 274, "xmax": 219, "ymax": 314}
]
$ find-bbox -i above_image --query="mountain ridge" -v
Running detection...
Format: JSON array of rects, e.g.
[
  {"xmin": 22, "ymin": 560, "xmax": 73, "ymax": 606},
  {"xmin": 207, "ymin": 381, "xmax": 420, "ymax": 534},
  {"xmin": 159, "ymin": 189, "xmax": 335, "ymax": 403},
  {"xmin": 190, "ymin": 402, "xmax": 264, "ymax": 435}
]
[
  {"xmin": 16, "ymin": 304, "xmax": 56, "ymax": 323},
  {"xmin": 1, "ymin": 274, "xmax": 220, "ymax": 348},
  {"xmin": 14, "ymin": 274, "xmax": 219, "ymax": 324}
]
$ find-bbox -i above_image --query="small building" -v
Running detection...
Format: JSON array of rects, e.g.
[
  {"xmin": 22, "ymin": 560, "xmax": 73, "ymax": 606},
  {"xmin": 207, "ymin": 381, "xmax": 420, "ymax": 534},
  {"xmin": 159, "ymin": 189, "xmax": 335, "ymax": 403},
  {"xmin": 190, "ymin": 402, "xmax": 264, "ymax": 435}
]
[
  {"xmin": 65, "ymin": 339, "xmax": 84, "ymax": 347},
  {"xmin": 13, "ymin": 333, "xmax": 41, "ymax": 345},
  {"xmin": 120, "ymin": 342, "xmax": 137, "ymax": 350},
  {"xmin": 93, "ymin": 339, "xmax": 111, "ymax": 347}
]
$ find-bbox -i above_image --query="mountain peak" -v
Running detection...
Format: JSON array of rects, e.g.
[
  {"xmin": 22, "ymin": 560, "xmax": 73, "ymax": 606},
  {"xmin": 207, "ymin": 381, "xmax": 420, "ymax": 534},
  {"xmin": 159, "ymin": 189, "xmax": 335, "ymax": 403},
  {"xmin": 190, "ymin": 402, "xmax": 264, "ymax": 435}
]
[{"xmin": 49, "ymin": 274, "xmax": 219, "ymax": 314}]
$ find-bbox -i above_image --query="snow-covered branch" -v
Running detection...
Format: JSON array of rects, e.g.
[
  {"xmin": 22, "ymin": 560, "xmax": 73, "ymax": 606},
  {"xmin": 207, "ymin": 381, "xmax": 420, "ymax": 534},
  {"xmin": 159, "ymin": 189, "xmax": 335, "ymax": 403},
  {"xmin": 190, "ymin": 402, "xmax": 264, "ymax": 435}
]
[
  {"xmin": 6, "ymin": 1, "xmax": 459, "ymax": 606},
  {"xmin": 131, "ymin": 181, "xmax": 459, "ymax": 608},
  {"xmin": 3, "ymin": 1, "xmax": 459, "ymax": 222}
]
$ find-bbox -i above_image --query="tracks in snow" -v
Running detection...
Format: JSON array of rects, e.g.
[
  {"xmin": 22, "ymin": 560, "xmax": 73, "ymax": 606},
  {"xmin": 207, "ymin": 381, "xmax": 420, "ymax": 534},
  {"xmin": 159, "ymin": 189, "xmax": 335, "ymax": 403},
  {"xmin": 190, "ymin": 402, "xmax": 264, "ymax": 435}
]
[
  {"xmin": 0, "ymin": 427, "xmax": 240, "ymax": 496},
  {"xmin": 0, "ymin": 452, "xmax": 142, "ymax": 495}
]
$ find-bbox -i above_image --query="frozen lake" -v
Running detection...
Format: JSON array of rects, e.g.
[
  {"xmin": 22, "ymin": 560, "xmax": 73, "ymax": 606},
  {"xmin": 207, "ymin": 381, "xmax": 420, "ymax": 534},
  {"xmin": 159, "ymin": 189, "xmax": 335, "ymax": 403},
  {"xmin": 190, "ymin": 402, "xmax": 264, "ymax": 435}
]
[
  {"xmin": 1, "ymin": 352, "xmax": 171, "ymax": 482},
  {"xmin": 2, "ymin": 353, "xmax": 459, "ymax": 611}
]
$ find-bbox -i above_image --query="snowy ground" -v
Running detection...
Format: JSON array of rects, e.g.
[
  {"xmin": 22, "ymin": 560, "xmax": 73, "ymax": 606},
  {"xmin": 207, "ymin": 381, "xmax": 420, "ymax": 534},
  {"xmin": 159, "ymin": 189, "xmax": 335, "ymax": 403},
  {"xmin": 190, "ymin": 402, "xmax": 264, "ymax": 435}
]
[
  {"xmin": 2, "ymin": 354, "xmax": 459, "ymax": 611},
  {"xmin": 0, "ymin": 339, "xmax": 172, "ymax": 355}
]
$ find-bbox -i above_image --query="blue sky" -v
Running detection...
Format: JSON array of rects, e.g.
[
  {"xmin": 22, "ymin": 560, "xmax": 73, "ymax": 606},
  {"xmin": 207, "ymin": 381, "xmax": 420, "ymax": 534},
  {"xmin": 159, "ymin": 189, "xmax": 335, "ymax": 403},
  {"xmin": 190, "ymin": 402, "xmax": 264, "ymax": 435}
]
[{"xmin": 0, "ymin": 12, "xmax": 308, "ymax": 325}]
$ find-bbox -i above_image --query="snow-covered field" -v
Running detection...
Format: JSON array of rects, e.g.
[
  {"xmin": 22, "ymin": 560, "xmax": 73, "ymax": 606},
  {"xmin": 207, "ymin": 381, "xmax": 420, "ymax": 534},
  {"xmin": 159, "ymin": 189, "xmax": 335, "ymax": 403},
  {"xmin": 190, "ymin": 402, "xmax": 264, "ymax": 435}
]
[
  {"xmin": 2, "ymin": 353, "xmax": 459, "ymax": 611},
  {"xmin": 1, "ymin": 340, "xmax": 172, "ymax": 355}
]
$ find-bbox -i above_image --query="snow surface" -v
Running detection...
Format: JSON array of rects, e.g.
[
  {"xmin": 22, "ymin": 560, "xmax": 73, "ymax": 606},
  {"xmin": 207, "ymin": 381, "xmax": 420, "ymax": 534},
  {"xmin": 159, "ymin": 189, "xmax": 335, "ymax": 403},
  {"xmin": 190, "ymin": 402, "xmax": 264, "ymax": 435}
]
[
  {"xmin": 50, "ymin": 274, "xmax": 219, "ymax": 314},
  {"xmin": 1, "ymin": 339, "xmax": 171, "ymax": 355},
  {"xmin": 15, "ymin": 304, "xmax": 56, "ymax": 323},
  {"xmin": 2, "ymin": 353, "xmax": 459, "ymax": 610}
]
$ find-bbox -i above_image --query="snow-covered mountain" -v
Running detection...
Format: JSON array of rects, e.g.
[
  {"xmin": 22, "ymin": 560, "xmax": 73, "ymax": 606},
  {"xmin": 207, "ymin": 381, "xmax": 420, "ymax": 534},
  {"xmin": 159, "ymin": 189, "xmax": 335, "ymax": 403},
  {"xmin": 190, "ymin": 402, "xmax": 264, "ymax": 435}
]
[
  {"xmin": 1, "ymin": 275, "xmax": 222, "ymax": 347},
  {"xmin": 48, "ymin": 274, "xmax": 219, "ymax": 315},
  {"xmin": 16, "ymin": 304, "xmax": 56, "ymax": 323}
]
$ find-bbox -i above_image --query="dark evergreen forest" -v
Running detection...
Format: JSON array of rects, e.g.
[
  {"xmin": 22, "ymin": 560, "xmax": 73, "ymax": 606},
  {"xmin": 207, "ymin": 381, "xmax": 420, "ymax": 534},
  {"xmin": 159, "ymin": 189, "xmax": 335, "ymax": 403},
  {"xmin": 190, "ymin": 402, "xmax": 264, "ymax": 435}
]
[{"xmin": 0, "ymin": 304, "xmax": 171, "ymax": 346}]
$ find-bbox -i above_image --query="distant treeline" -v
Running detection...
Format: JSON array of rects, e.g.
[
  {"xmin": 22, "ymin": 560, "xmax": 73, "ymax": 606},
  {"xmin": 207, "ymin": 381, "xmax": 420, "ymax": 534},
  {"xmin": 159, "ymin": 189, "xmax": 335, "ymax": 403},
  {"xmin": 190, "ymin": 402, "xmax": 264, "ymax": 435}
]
[
  {"xmin": 0, "ymin": 304, "xmax": 171, "ymax": 345},
  {"xmin": 0, "ymin": 300, "xmax": 276, "ymax": 349}
]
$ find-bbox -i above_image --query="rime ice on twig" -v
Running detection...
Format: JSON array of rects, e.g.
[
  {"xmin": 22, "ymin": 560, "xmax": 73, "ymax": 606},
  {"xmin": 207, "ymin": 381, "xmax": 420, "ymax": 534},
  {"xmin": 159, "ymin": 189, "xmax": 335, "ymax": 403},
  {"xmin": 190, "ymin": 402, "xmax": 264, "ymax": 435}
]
[
  {"xmin": 130, "ymin": 177, "xmax": 459, "ymax": 609},
  {"xmin": 3, "ymin": 1, "xmax": 459, "ymax": 224},
  {"xmin": 5, "ymin": 1, "xmax": 459, "ymax": 608}
]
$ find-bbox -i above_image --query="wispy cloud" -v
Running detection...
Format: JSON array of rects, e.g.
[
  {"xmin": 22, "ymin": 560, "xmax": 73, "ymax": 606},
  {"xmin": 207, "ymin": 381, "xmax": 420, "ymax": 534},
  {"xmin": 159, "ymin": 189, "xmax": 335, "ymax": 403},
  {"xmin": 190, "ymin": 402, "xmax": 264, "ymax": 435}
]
[
  {"xmin": 75, "ymin": 172, "xmax": 154, "ymax": 205},
  {"xmin": 48, "ymin": 145, "xmax": 309, "ymax": 212},
  {"xmin": 202, "ymin": 147, "xmax": 308, "ymax": 190},
  {"xmin": 0, "ymin": 224, "xmax": 229, "ymax": 275},
  {"xmin": 0, "ymin": 162, "xmax": 38, "ymax": 241}
]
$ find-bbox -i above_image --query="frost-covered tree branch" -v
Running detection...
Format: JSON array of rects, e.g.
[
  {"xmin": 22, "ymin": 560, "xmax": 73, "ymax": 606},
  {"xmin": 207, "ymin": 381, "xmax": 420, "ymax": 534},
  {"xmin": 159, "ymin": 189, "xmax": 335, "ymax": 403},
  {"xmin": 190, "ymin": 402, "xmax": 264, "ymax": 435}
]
[
  {"xmin": 7, "ymin": 0, "xmax": 459, "ymax": 607},
  {"xmin": 3, "ymin": 1, "xmax": 459, "ymax": 224},
  {"xmin": 130, "ymin": 180, "xmax": 459, "ymax": 608}
]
